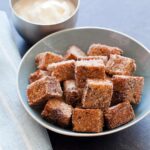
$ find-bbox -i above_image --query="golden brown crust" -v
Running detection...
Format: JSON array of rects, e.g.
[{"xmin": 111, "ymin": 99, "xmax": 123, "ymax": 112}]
[
  {"xmin": 106, "ymin": 54, "xmax": 136, "ymax": 76},
  {"xmin": 47, "ymin": 60, "xmax": 75, "ymax": 81},
  {"xmin": 111, "ymin": 75, "xmax": 144, "ymax": 105},
  {"xmin": 72, "ymin": 108, "xmax": 104, "ymax": 133},
  {"xmin": 87, "ymin": 44, "xmax": 123, "ymax": 57},
  {"xmin": 35, "ymin": 52, "xmax": 63, "ymax": 70},
  {"xmin": 65, "ymin": 45, "xmax": 86, "ymax": 60},
  {"xmin": 82, "ymin": 79, "xmax": 113, "ymax": 110},
  {"xmin": 104, "ymin": 101, "xmax": 135, "ymax": 129},
  {"xmin": 41, "ymin": 99, "xmax": 72, "ymax": 127},
  {"xmin": 29, "ymin": 69, "xmax": 49, "ymax": 83},
  {"xmin": 27, "ymin": 76, "xmax": 63, "ymax": 106},
  {"xmin": 75, "ymin": 60, "xmax": 105, "ymax": 88},
  {"xmin": 63, "ymin": 80, "xmax": 82, "ymax": 107}
]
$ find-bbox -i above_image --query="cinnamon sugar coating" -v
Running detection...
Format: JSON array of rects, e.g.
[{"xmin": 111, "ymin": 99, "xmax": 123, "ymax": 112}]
[
  {"xmin": 27, "ymin": 76, "xmax": 63, "ymax": 106},
  {"xmin": 111, "ymin": 75, "xmax": 144, "ymax": 105},
  {"xmin": 82, "ymin": 79, "xmax": 113, "ymax": 110},
  {"xmin": 88, "ymin": 44, "xmax": 123, "ymax": 57},
  {"xmin": 35, "ymin": 51, "xmax": 63, "ymax": 70},
  {"xmin": 63, "ymin": 80, "xmax": 82, "ymax": 107},
  {"xmin": 75, "ymin": 60, "xmax": 105, "ymax": 88},
  {"xmin": 72, "ymin": 108, "xmax": 104, "ymax": 133},
  {"xmin": 47, "ymin": 60, "xmax": 75, "ymax": 81},
  {"xmin": 77, "ymin": 55, "xmax": 108, "ymax": 65},
  {"xmin": 65, "ymin": 45, "xmax": 86, "ymax": 60},
  {"xmin": 104, "ymin": 101, "xmax": 135, "ymax": 129},
  {"xmin": 106, "ymin": 54, "xmax": 136, "ymax": 76},
  {"xmin": 42, "ymin": 98, "xmax": 72, "ymax": 127},
  {"xmin": 29, "ymin": 69, "xmax": 49, "ymax": 83}
]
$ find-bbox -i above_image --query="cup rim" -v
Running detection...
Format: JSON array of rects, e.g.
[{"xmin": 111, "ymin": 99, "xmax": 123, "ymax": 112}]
[{"xmin": 9, "ymin": 0, "xmax": 80, "ymax": 26}]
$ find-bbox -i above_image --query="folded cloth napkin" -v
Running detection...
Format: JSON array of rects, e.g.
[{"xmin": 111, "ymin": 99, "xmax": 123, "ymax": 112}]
[{"xmin": 0, "ymin": 11, "xmax": 52, "ymax": 150}]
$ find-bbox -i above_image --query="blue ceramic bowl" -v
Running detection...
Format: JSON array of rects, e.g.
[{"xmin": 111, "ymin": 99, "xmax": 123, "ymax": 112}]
[{"xmin": 17, "ymin": 27, "xmax": 150, "ymax": 137}]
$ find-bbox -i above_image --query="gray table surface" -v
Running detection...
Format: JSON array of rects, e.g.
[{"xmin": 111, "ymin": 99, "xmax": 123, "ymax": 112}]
[{"xmin": 1, "ymin": 0, "xmax": 150, "ymax": 150}]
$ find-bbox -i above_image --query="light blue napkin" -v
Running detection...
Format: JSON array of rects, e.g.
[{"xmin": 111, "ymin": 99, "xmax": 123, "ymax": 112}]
[{"xmin": 0, "ymin": 11, "xmax": 53, "ymax": 150}]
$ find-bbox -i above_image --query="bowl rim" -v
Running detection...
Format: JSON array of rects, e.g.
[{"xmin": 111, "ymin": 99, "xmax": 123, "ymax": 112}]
[
  {"xmin": 17, "ymin": 27, "xmax": 150, "ymax": 137},
  {"xmin": 9, "ymin": 0, "xmax": 80, "ymax": 26}
]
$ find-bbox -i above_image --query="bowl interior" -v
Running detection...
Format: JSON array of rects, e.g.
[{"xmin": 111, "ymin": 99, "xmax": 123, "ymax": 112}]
[{"xmin": 18, "ymin": 28, "xmax": 150, "ymax": 137}]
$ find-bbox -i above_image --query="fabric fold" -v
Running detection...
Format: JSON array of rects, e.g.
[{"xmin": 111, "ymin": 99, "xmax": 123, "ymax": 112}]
[{"xmin": 0, "ymin": 11, "xmax": 52, "ymax": 150}]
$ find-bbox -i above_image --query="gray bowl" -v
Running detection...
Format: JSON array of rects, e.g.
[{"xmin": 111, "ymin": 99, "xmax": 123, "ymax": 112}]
[
  {"xmin": 17, "ymin": 27, "xmax": 150, "ymax": 137},
  {"xmin": 10, "ymin": 0, "xmax": 80, "ymax": 43}
]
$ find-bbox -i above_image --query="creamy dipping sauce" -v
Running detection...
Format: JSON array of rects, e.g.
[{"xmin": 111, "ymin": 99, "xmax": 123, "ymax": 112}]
[{"xmin": 13, "ymin": 0, "xmax": 76, "ymax": 25}]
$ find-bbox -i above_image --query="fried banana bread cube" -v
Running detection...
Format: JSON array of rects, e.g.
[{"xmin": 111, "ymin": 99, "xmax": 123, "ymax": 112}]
[
  {"xmin": 29, "ymin": 69, "xmax": 49, "ymax": 83},
  {"xmin": 63, "ymin": 80, "xmax": 83, "ymax": 107},
  {"xmin": 27, "ymin": 76, "xmax": 63, "ymax": 106},
  {"xmin": 47, "ymin": 60, "xmax": 75, "ymax": 81},
  {"xmin": 65, "ymin": 45, "xmax": 86, "ymax": 60},
  {"xmin": 35, "ymin": 52, "xmax": 63, "ymax": 70},
  {"xmin": 75, "ymin": 60, "xmax": 105, "ymax": 88},
  {"xmin": 104, "ymin": 101, "xmax": 135, "ymax": 129},
  {"xmin": 72, "ymin": 108, "xmax": 104, "ymax": 133},
  {"xmin": 106, "ymin": 54, "xmax": 136, "ymax": 76},
  {"xmin": 82, "ymin": 79, "xmax": 113, "ymax": 110},
  {"xmin": 77, "ymin": 56, "xmax": 108, "ymax": 65},
  {"xmin": 87, "ymin": 43, "xmax": 123, "ymax": 57},
  {"xmin": 111, "ymin": 75, "xmax": 144, "ymax": 105},
  {"xmin": 41, "ymin": 98, "xmax": 72, "ymax": 127}
]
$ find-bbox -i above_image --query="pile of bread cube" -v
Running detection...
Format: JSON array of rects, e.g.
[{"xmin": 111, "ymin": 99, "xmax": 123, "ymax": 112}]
[{"xmin": 27, "ymin": 44, "xmax": 144, "ymax": 133}]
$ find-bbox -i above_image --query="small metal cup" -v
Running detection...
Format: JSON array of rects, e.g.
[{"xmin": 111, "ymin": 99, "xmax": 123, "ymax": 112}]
[{"xmin": 10, "ymin": 0, "xmax": 80, "ymax": 43}]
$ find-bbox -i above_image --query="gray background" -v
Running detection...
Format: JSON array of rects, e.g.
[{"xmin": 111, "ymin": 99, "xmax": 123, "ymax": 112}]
[{"xmin": 1, "ymin": 0, "xmax": 150, "ymax": 149}]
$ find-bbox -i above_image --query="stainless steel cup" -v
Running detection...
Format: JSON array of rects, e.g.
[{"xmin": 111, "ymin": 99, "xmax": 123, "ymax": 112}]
[{"xmin": 10, "ymin": 0, "xmax": 80, "ymax": 43}]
